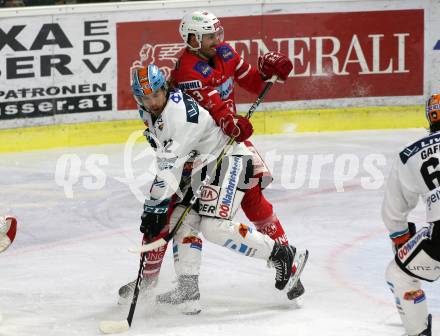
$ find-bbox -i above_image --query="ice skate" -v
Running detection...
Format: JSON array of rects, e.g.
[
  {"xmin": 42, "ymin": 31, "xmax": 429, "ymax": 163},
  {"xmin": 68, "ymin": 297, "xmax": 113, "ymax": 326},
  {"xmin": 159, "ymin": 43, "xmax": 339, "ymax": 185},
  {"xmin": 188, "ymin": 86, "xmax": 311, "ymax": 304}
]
[
  {"xmin": 269, "ymin": 243, "xmax": 295, "ymax": 290},
  {"xmin": 155, "ymin": 275, "xmax": 201, "ymax": 315},
  {"xmin": 118, "ymin": 276, "xmax": 157, "ymax": 305}
]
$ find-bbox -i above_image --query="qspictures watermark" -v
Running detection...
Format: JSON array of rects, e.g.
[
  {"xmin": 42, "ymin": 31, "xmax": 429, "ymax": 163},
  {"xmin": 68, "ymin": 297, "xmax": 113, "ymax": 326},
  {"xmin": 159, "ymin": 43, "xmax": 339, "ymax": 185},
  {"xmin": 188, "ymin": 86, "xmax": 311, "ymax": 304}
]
[{"xmin": 54, "ymin": 131, "xmax": 387, "ymax": 201}]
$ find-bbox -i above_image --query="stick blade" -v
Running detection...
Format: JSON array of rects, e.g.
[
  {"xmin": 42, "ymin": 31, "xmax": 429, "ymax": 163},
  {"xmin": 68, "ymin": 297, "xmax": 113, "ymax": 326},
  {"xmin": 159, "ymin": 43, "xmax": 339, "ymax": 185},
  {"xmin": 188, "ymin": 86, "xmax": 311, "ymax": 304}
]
[{"xmin": 99, "ymin": 319, "xmax": 129, "ymax": 334}]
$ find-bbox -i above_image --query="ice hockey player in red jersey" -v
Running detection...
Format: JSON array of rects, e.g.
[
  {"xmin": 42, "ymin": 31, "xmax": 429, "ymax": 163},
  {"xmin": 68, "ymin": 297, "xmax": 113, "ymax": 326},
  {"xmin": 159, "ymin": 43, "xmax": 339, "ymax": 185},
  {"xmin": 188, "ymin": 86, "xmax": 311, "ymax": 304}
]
[{"xmin": 171, "ymin": 10, "xmax": 304, "ymax": 298}]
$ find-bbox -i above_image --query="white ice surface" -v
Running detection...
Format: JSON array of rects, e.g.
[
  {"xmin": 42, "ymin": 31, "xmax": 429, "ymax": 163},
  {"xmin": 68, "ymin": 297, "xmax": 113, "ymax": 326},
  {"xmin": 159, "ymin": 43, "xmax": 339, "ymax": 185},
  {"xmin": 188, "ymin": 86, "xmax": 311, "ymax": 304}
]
[{"xmin": 0, "ymin": 129, "xmax": 438, "ymax": 336}]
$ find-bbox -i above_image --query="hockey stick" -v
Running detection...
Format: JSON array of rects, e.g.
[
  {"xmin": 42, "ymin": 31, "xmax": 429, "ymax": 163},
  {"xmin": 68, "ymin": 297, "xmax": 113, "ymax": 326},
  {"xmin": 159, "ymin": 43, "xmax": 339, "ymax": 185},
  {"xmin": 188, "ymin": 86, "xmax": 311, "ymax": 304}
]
[
  {"xmin": 99, "ymin": 75, "xmax": 277, "ymax": 334},
  {"xmin": 99, "ymin": 246, "xmax": 148, "ymax": 334},
  {"xmin": 131, "ymin": 74, "xmax": 278, "ymax": 254}
]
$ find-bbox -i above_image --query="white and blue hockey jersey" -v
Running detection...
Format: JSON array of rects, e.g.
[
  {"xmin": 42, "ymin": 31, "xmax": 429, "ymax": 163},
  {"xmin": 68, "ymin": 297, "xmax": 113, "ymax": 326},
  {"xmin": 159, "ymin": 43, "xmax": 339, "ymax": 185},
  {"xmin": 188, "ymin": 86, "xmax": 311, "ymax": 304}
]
[
  {"xmin": 382, "ymin": 131, "xmax": 440, "ymax": 239},
  {"xmin": 138, "ymin": 88, "xmax": 231, "ymax": 203}
]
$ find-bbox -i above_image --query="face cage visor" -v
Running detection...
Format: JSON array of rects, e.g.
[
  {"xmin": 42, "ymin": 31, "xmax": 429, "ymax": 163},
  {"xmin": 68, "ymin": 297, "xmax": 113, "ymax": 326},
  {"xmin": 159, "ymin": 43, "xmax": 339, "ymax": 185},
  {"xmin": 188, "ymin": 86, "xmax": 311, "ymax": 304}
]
[{"xmin": 192, "ymin": 25, "xmax": 224, "ymax": 50}]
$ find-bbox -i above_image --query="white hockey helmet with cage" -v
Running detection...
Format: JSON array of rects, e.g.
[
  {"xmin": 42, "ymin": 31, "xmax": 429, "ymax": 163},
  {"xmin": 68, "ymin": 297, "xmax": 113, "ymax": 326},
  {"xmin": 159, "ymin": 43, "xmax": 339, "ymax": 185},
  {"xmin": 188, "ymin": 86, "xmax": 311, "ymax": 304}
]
[{"xmin": 179, "ymin": 10, "xmax": 224, "ymax": 50}]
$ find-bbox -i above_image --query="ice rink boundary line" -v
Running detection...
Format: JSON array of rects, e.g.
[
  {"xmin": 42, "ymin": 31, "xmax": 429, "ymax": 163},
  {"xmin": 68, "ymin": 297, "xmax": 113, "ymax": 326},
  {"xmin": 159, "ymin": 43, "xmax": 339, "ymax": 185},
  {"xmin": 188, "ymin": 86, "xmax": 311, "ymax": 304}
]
[
  {"xmin": 326, "ymin": 228, "xmax": 392, "ymax": 307},
  {"xmin": 273, "ymin": 183, "xmax": 395, "ymax": 307},
  {"xmin": 3, "ymin": 227, "xmax": 135, "ymax": 257},
  {"xmin": 0, "ymin": 105, "xmax": 425, "ymax": 153}
]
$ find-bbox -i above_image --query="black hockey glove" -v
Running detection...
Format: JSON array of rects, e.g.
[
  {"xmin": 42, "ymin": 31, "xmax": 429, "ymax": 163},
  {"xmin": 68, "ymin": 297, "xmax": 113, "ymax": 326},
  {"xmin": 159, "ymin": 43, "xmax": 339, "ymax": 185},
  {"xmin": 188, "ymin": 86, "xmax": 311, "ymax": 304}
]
[{"xmin": 140, "ymin": 199, "xmax": 169, "ymax": 239}]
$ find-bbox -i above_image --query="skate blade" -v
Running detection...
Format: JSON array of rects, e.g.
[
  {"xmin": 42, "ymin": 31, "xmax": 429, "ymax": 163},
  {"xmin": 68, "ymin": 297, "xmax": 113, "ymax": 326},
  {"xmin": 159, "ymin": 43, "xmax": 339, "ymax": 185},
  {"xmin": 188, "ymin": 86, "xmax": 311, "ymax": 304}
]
[
  {"xmin": 288, "ymin": 295, "xmax": 304, "ymax": 308},
  {"xmin": 156, "ymin": 299, "xmax": 201, "ymax": 315},
  {"xmin": 285, "ymin": 249, "xmax": 308, "ymax": 296},
  {"xmin": 287, "ymin": 278, "xmax": 305, "ymax": 301},
  {"xmin": 181, "ymin": 300, "xmax": 202, "ymax": 315}
]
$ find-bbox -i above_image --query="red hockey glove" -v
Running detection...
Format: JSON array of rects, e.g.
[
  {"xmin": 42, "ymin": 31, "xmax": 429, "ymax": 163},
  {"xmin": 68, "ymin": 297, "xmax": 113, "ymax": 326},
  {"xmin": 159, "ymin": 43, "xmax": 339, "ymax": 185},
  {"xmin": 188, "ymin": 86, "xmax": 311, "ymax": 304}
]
[
  {"xmin": 0, "ymin": 216, "xmax": 17, "ymax": 253},
  {"xmin": 220, "ymin": 114, "xmax": 253, "ymax": 142},
  {"xmin": 258, "ymin": 52, "xmax": 293, "ymax": 82}
]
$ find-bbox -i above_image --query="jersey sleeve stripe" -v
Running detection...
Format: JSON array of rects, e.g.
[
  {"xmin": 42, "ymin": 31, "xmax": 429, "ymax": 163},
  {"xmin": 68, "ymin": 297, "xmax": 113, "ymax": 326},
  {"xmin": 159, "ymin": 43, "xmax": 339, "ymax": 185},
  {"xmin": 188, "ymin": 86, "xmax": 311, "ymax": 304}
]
[
  {"xmin": 235, "ymin": 58, "xmax": 244, "ymax": 71},
  {"xmin": 207, "ymin": 90, "xmax": 218, "ymax": 97},
  {"xmin": 237, "ymin": 64, "xmax": 251, "ymax": 79}
]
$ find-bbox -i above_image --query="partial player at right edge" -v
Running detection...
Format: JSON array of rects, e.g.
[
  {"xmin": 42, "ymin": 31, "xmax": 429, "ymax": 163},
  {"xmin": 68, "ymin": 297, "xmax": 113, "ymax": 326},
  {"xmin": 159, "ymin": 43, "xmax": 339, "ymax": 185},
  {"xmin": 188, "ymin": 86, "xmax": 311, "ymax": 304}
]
[{"xmin": 382, "ymin": 94, "xmax": 440, "ymax": 336}]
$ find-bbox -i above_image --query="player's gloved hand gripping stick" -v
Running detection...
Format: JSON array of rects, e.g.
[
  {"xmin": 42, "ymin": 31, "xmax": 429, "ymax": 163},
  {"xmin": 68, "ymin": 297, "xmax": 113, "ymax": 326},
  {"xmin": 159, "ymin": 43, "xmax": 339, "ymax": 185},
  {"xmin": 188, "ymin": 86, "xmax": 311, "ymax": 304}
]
[{"xmin": 98, "ymin": 75, "xmax": 278, "ymax": 334}]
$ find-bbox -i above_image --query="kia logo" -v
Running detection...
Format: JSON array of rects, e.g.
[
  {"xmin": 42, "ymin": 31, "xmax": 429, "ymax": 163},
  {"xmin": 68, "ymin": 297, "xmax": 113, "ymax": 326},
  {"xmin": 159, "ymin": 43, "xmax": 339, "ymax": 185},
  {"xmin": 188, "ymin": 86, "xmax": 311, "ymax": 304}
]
[{"xmin": 201, "ymin": 186, "xmax": 218, "ymax": 201}]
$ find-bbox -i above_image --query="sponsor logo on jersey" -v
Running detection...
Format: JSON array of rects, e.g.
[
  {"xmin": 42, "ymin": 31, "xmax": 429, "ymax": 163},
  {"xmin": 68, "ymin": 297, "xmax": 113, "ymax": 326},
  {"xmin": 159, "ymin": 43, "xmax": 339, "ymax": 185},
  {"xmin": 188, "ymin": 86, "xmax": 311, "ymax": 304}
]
[
  {"xmin": 216, "ymin": 44, "xmax": 234, "ymax": 61},
  {"xmin": 397, "ymin": 228, "xmax": 429, "ymax": 261},
  {"xmin": 199, "ymin": 203, "xmax": 216, "ymax": 214},
  {"xmin": 193, "ymin": 61, "xmax": 212, "ymax": 78},
  {"xmin": 215, "ymin": 77, "xmax": 234, "ymax": 100},
  {"xmin": 400, "ymin": 133, "xmax": 440, "ymax": 164},
  {"xmin": 182, "ymin": 92, "xmax": 199, "ymax": 123},
  {"xmin": 178, "ymin": 80, "xmax": 202, "ymax": 91},
  {"xmin": 170, "ymin": 91, "xmax": 182, "ymax": 103},
  {"xmin": 199, "ymin": 185, "xmax": 220, "ymax": 216},
  {"xmin": 201, "ymin": 186, "xmax": 219, "ymax": 201},
  {"xmin": 219, "ymin": 156, "xmax": 241, "ymax": 218},
  {"xmin": 426, "ymin": 188, "xmax": 440, "ymax": 211}
]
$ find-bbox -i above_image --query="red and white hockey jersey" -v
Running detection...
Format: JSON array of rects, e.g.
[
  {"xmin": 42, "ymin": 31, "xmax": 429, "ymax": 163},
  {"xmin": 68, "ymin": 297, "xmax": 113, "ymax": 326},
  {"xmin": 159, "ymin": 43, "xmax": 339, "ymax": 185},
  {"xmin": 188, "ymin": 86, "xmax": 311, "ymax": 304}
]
[{"xmin": 171, "ymin": 42, "xmax": 265, "ymax": 124}]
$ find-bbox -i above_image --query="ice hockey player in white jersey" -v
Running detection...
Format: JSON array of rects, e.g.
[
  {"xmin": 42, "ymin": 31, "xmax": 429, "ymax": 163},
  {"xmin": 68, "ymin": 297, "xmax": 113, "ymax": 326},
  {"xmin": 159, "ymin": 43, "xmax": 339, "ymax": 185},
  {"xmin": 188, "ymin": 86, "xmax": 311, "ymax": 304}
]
[
  {"xmin": 0, "ymin": 215, "xmax": 17, "ymax": 253},
  {"xmin": 127, "ymin": 64, "xmax": 307, "ymax": 313},
  {"xmin": 381, "ymin": 94, "xmax": 440, "ymax": 336}
]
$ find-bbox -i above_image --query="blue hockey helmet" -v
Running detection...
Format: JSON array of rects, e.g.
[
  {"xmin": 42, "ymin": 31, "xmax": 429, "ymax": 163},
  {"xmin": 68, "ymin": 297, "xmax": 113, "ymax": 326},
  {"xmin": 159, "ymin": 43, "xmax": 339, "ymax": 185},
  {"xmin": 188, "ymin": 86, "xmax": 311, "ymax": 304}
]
[{"xmin": 131, "ymin": 64, "xmax": 167, "ymax": 103}]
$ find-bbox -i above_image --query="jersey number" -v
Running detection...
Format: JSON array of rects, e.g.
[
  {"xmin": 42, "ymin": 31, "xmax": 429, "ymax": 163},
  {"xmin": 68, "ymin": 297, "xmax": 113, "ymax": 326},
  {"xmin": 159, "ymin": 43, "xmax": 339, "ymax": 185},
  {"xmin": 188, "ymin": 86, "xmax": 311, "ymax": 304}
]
[
  {"xmin": 192, "ymin": 90, "xmax": 203, "ymax": 102},
  {"xmin": 420, "ymin": 157, "xmax": 440, "ymax": 190}
]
